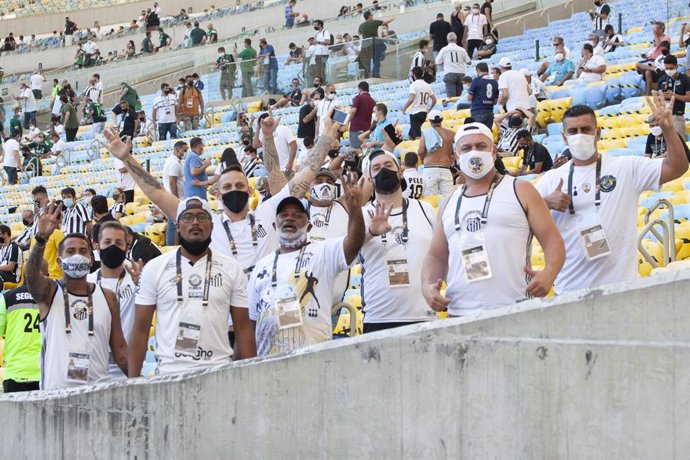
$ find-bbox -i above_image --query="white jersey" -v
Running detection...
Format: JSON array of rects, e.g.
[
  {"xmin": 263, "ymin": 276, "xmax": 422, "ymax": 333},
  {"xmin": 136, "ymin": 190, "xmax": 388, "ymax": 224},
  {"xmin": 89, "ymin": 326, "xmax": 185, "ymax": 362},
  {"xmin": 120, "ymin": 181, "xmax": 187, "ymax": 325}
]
[
  {"xmin": 248, "ymin": 238, "xmax": 348, "ymax": 356},
  {"xmin": 403, "ymin": 168, "xmax": 425, "ymax": 199},
  {"xmin": 163, "ymin": 154, "xmax": 185, "ymax": 199},
  {"xmin": 135, "ymin": 249, "xmax": 249, "ymax": 375},
  {"xmin": 316, "ymin": 97, "xmax": 342, "ymax": 134},
  {"xmin": 442, "ymin": 176, "xmax": 532, "ymax": 315},
  {"xmin": 360, "ymin": 199, "xmax": 437, "ymax": 323},
  {"xmin": 87, "ymin": 269, "xmax": 136, "ymax": 379},
  {"xmin": 152, "ymin": 93, "xmax": 178, "ymax": 124},
  {"xmin": 210, "ymin": 184, "xmax": 289, "ymax": 275},
  {"xmin": 408, "ymin": 79, "xmax": 434, "ymax": 114},
  {"xmin": 40, "ymin": 282, "xmax": 113, "ymax": 390},
  {"xmin": 535, "ymin": 156, "xmax": 662, "ymax": 294},
  {"xmin": 435, "ymin": 43, "xmax": 471, "ymax": 74},
  {"xmin": 259, "ymin": 125, "xmax": 295, "ymax": 170},
  {"xmin": 498, "ymin": 69, "xmax": 531, "ymax": 113}
]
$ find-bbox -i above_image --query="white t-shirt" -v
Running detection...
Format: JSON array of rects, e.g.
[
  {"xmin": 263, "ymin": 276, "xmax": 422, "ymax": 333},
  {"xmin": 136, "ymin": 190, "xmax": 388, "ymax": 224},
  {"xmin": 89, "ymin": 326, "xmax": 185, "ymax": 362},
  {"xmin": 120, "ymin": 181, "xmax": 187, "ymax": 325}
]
[
  {"xmin": 135, "ymin": 249, "xmax": 248, "ymax": 375},
  {"xmin": 435, "ymin": 43, "xmax": 471, "ymax": 74},
  {"xmin": 498, "ymin": 69, "xmax": 531, "ymax": 113},
  {"xmin": 163, "ymin": 154, "xmax": 185, "ymax": 198},
  {"xmin": 408, "ymin": 79, "xmax": 434, "ymax": 115},
  {"xmin": 260, "ymin": 125, "xmax": 295, "ymax": 170},
  {"xmin": 403, "ymin": 168, "xmax": 425, "ymax": 199},
  {"xmin": 87, "ymin": 269, "xmax": 137, "ymax": 379},
  {"xmin": 314, "ymin": 29, "xmax": 330, "ymax": 55},
  {"xmin": 152, "ymin": 93, "xmax": 178, "ymax": 124},
  {"xmin": 360, "ymin": 199, "xmax": 437, "ymax": 323},
  {"xmin": 316, "ymin": 97, "xmax": 342, "ymax": 134},
  {"xmin": 248, "ymin": 238, "xmax": 348, "ymax": 356},
  {"xmin": 113, "ymin": 157, "xmax": 136, "ymax": 190},
  {"xmin": 578, "ymin": 54, "xmax": 606, "ymax": 82},
  {"xmin": 534, "ymin": 155, "xmax": 663, "ymax": 294},
  {"xmin": 82, "ymin": 40, "xmax": 98, "ymax": 54},
  {"xmin": 20, "ymin": 87, "xmax": 37, "ymax": 112},
  {"xmin": 3, "ymin": 139, "xmax": 20, "ymax": 168},
  {"xmin": 51, "ymin": 139, "xmax": 66, "ymax": 155},
  {"xmin": 466, "ymin": 13, "xmax": 488, "ymax": 40},
  {"xmin": 30, "ymin": 73, "xmax": 45, "ymax": 90}
]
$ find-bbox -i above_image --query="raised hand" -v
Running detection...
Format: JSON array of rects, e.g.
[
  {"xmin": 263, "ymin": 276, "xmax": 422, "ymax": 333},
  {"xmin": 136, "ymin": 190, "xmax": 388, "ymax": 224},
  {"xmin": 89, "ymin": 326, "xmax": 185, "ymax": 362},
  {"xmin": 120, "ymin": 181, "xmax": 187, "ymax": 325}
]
[
  {"xmin": 125, "ymin": 258, "xmax": 143, "ymax": 285},
  {"xmin": 647, "ymin": 90, "xmax": 675, "ymax": 132},
  {"xmin": 341, "ymin": 171, "xmax": 364, "ymax": 209},
  {"xmin": 102, "ymin": 127, "xmax": 132, "ymax": 161},
  {"xmin": 36, "ymin": 200, "xmax": 62, "ymax": 240},
  {"xmin": 367, "ymin": 201, "xmax": 393, "ymax": 236},
  {"xmin": 422, "ymin": 279, "xmax": 450, "ymax": 312},
  {"xmin": 544, "ymin": 177, "xmax": 571, "ymax": 212},
  {"xmin": 260, "ymin": 107, "xmax": 281, "ymax": 136}
]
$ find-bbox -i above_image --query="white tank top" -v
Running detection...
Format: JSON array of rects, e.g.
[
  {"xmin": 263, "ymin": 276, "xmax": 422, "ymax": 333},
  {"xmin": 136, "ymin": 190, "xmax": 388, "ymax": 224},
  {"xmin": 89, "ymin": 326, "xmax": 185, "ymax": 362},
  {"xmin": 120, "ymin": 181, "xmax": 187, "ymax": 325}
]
[
  {"xmin": 40, "ymin": 281, "xmax": 112, "ymax": 390},
  {"xmin": 442, "ymin": 175, "xmax": 532, "ymax": 315}
]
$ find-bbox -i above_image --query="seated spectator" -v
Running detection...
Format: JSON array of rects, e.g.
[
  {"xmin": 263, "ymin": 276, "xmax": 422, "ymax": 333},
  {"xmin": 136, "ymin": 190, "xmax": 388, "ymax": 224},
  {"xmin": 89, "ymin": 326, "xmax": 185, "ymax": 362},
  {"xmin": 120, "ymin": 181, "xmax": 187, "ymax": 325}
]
[
  {"xmin": 474, "ymin": 34, "xmax": 497, "ymax": 59},
  {"xmin": 338, "ymin": 6, "xmax": 350, "ymax": 16},
  {"xmin": 602, "ymin": 24, "xmax": 625, "ymax": 52},
  {"xmin": 587, "ymin": 32, "xmax": 605, "ymax": 56},
  {"xmin": 494, "ymin": 108, "xmax": 534, "ymax": 155},
  {"xmin": 272, "ymin": 78, "xmax": 303, "ymax": 109},
  {"xmin": 540, "ymin": 48, "xmax": 575, "ymax": 86},
  {"xmin": 513, "ymin": 130, "xmax": 553, "ymax": 176},
  {"xmin": 637, "ymin": 40, "xmax": 670, "ymax": 95},
  {"xmin": 455, "ymin": 76, "xmax": 474, "ymax": 110},
  {"xmin": 636, "ymin": 21, "xmax": 672, "ymax": 93},
  {"xmin": 576, "ymin": 43, "xmax": 607, "ymax": 81},
  {"xmin": 537, "ymin": 36, "xmax": 572, "ymax": 76},
  {"xmin": 286, "ymin": 43, "xmax": 303, "ymax": 64}
]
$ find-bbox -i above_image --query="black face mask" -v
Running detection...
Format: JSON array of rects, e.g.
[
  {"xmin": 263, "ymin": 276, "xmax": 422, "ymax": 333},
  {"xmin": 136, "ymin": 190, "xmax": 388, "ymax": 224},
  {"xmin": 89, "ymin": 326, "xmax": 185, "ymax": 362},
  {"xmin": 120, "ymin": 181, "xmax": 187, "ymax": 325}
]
[
  {"xmin": 22, "ymin": 218, "xmax": 31, "ymax": 226},
  {"xmin": 179, "ymin": 236, "xmax": 212, "ymax": 256},
  {"xmin": 100, "ymin": 244, "xmax": 127, "ymax": 269},
  {"xmin": 374, "ymin": 168, "xmax": 401, "ymax": 193},
  {"xmin": 0, "ymin": 236, "xmax": 5, "ymax": 244},
  {"xmin": 222, "ymin": 190, "xmax": 249, "ymax": 213}
]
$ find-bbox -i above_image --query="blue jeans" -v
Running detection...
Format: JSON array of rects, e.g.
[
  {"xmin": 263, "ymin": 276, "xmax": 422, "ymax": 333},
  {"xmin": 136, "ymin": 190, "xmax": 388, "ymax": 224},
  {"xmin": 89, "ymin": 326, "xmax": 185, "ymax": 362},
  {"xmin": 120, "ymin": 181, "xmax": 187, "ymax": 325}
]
[
  {"xmin": 158, "ymin": 122, "xmax": 178, "ymax": 140},
  {"xmin": 23, "ymin": 111, "xmax": 36, "ymax": 129},
  {"xmin": 264, "ymin": 60, "xmax": 279, "ymax": 93},
  {"xmin": 165, "ymin": 217, "xmax": 176, "ymax": 246},
  {"xmin": 4, "ymin": 166, "xmax": 17, "ymax": 185}
]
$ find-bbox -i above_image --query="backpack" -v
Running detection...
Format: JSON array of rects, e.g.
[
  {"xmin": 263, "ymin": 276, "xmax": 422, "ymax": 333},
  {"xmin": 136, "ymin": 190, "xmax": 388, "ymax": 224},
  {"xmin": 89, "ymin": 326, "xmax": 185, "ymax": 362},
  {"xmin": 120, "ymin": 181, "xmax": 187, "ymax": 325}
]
[
  {"xmin": 92, "ymin": 103, "xmax": 106, "ymax": 122},
  {"xmin": 180, "ymin": 87, "xmax": 200, "ymax": 115}
]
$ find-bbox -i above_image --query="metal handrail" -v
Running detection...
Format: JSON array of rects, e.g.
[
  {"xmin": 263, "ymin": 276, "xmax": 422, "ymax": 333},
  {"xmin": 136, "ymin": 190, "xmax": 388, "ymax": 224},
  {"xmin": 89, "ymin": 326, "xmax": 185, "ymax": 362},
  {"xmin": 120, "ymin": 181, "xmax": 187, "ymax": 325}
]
[
  {"xmin": 331, "ymin": 301, "xmax": 358, "ymax": 338},
  {"xmin": 638, "ymin": 198, "xmax": 677, "ymax": 267},
  {"xmin": 638, "ymin": 219, "xmax": 671, "ymax": 268}
]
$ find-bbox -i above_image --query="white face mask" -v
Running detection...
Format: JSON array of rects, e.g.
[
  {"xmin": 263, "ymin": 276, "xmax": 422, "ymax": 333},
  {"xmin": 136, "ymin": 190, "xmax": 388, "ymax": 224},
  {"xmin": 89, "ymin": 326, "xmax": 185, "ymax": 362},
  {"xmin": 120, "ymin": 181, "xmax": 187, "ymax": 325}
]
[
  {"xmin": 61, "ymin": 254, "xmax": 92, "ymax": 279},
  {"xmin": 310, "ymin": 183, "xmax": 337, "ymax": 202},
  {"xmin": 458, "ymin": 150, "xmax": 494, "ymax": 180},
  {"xmin": 555, "ymin": 53, "xmax": 564, "ymax": 61},
  {"xmin": 650, "ymin": 126, "xmax": 663, "ymax": 137},
  {"xmin": 326, "ymin": 93, "xmax": 335, "ymax": 100},
  {"xmin": 566, "ymin": 133, "xmax": 597, "ymax": 161},
  {"xmin": 485, "ymin": 39, "xmax": 494, "ymax": 44},
  {"xmin": 665, "ymin": 68, "xmax": 678, "ymax": 77},
  {"xmin": 472, "ymin": 7, "xmax": 480, "ymax": 13}
]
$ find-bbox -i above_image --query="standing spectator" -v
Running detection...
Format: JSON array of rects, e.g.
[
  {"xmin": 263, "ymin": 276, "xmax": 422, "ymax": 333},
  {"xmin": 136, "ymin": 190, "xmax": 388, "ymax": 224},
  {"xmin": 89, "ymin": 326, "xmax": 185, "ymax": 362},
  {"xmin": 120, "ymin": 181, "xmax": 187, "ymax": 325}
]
[
  {"xmin": 316, "ymin": 84, "xmax": 342, "ymax": 137},
  {"xmin": 216, "ymin": 46, "xmax": 236, "ymax": 101},
  {"xmin": 2, "ymin": 130, "xmax": 21, "ymax": 185},
  {"xmin": 259, "ymin": 39, "xmax": 279, "ymax": 94},
  {"xmin": 207, "ymin": 23, "xmax": 218, "ymax": 44},
  {"xmin": 237, "ymin": 39, "xmax": 257, "ymax": 97},
  {"xmin": 119, "ymin": 82, "xmax": 141, "ymax": 111},
  {"xmin": 481, "ymin": 0, "xmax": 494, "ymax": 35},
  {"xmin": 358, "ymin": 11, "xmax": 395, "ymax": 78},
  {"xmin": 450, "ymin": 2, "xmax": 466, "ymax": 48},
  {"xmin": 60, "ymin": 95, "xmax": 79, "ymax": 142},
  {"xmin": 313, "ymin": 20, "xmax": 331, "ymax": 82},
  {"xmin": 402, "ymin": 67, "xmax": 437, "ymax": 140},
  {"xmin": 0, "ymin": 224, "xmax": 23, "ymax": 289},
  {"xmin": 298, "ymin": 92, "xmax": 319, "ymax": 148},
  {"xmin": 498, "ymin": 57, "xmax": 531, "ymax": 112},
  {"xmin": 61, "ymin": 187, "xmax": 92, "ymax": 237},
  {"xmin": 189, "ymin": 21, "xmax": 207, "ymax": 47},
  {"xmin": 435, "ymin": 32, "xmax": 471, "ymax": 97},
  {"xmin": 417, "ymin": 110, "xmax": 456, "ymax": 196},
  {"xmin": 141, "ymin": 31, "xmax": 154, "ymax": 54},
  {"xmin": 285, "ymin": 0, "xmax": 298, "ymax": 28},
  {"xmin": 152, "ymin": 83, "xmax": 178, "ymax": 140},
  {"xmin": 192, "ymin": 73, "xmax": 205, "ymax": 91},
  {"xmin": 465, "ymin": 3, "xmax": 488, "ymax": 58},
  {"xmin": 64, "ymin": 17, "xmax": 77, "ymax": 46},
  {"xmin": 184, "ymin": 137, "xmax": 211, "ymax": 200},
  {"xmin": 347, "ymin": 81, "xmax": 377, "ymax": 150},
  {"xmin": 576, "ymin": 43, "xmax": 607, "ymax": 82},
  {"xmin": 657, "ymin": 55, "xmax": 690, "ymax": 138},
  {"xmin": 523, "ymin": 68, "xmax": 547, "ymax": 110},
  {"xmin": 429, "ymin": 13, "xmax": 452, "ymax": 59},
  {"xmin": 178, "ymin": 78, "xmax": 204, "ymax": 131},
  {"xmin": 16, "ymin": 83, "xmax": 37, "ymax": 129},
  {"xmin": 402, "ymin": 152, "xmax": 425, "ymax": 199},
  {"xmin": 254, "ymin": 112, "xmax": 297, "ymax": 172},
  {"xmin": 588, "ymin": 0, "xmax": 610, "ymax": 34},
  {"xmin": 30, "ymin": 70, "xmax": 45, "ymax": 100},
  {"xmin": 409, "ymin": 39, "xmax": 431, "ymax": 82},
  {"xmin": 83, "ymin": 77, "xmax": 101, "ymax": 106},
  {"xmin": 112, "ymin": 99, "xmax": 139, "ymax": 140},
  {"xmin": 645, "ymin": 115, "xmax": 669, "ymax": 158},
  {"xmin": 163, "ymin": 141, "xmax": 187, "ymax": 245},
  {"xmin": 9, "ymin": 106, "xmax": 22, "ymax": 138},
  {"xmin": 113, "ymin": 145, "xmax": 136, "ymax": 205}
]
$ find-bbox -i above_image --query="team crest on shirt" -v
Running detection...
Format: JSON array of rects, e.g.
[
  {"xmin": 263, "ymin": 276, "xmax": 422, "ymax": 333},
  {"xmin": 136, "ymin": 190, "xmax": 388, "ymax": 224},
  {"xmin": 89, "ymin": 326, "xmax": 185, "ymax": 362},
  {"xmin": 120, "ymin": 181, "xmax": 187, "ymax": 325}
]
[
  {"xmin": 209, "ymin": 273, "xmax": 224, "ymax": 287},
  {"xmin": 460, "ymin": 210, "xmax": 483, "ymax": 233},
  {"xmin": 189, "ymin": 274, "xmax": 203, "ymax": 289},
  {"xmin": 312, "ymin": 213, "xmax": 328, "ymax": 228},
  {"xmin": 389, "ymin": 225, "xmax": 407, "ymax": 245},
  {"xmin": 71, "ymin": 300, "xmax": 89, "ymax": 320},
  {"xmin": 256, "ymin": 224, "xmax": 268, "ymax": 238},
  {"xmin": 599, "ymin": 175, "xmax": 616, "ymax": 193},
  {"xmin": 582, "ymin": 183, "xmax": 591, "ymax": 193}
]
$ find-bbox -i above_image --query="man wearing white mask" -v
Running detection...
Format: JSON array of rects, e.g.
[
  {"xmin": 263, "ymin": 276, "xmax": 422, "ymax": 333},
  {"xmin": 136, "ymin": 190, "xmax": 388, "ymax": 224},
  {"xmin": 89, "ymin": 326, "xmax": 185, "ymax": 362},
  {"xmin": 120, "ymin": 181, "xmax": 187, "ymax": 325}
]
[
  {"xmin": 422, "ymin": 123, "xmax": 565, "ymax": 315},
  {"xmin": 535, "ymin": 97, "xmax": 688, "ymax": 294},
  {"xmin": 315, "ymin": 84, "xmax": 342, "ymax": 138},
  {"xmin": 465, "ymin": 3, "xmax": 488, "ymax": 58}
]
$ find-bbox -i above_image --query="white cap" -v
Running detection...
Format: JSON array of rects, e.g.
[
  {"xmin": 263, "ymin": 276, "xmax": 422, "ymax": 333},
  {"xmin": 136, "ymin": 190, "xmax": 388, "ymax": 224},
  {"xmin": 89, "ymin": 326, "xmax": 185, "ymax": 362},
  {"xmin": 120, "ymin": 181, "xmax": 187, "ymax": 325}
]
[
  {"xmin": 454, "ymin": 122, "xmax": 494, "ymax": 145},
  {"xmin": 361, "ymin": 150, "xmax": 399, "ymax": 176},
  {"xmin": 520, "ymin": 68, "xmax": 531, "ymax": 76},
  {"xmin": 176, "ymin": 197, "xmax": 213, "ymax": 222},
  {"xmin": 498, "ymin": 57, "xmax": 512, "ymax": 68},
  {"xmin": 428, "ymin": 110, "xmax": 443, "ymax": 122}
]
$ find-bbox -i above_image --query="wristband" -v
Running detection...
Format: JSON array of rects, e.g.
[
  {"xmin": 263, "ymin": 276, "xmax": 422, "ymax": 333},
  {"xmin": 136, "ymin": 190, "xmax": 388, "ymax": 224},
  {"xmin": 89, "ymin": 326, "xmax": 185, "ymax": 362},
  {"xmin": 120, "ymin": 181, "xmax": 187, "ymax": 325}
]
[
  {"xmin": 368, "ymin": 228, "xmax": 380, "ymax": 237},
  {"xmin": 34, "ymin": 235, "xmax": 47, "ymax": 246}
]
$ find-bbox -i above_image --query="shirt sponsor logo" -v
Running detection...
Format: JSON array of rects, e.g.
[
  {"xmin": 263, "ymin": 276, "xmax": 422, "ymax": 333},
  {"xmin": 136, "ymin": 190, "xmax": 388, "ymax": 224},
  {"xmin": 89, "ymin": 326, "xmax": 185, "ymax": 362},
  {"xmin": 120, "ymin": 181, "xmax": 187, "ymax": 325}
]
[{"xmin": 599, "ymin": 175, "xmax": 616, "ymax": 193}]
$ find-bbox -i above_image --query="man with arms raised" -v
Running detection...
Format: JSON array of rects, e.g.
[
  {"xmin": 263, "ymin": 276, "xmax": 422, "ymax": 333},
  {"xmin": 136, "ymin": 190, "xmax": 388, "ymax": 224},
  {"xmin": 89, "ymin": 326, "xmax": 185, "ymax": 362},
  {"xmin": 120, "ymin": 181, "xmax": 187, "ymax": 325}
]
[
  {"xmin": 423, "ymin": 123, "xmax": 565, "ymax": 315},
  {"xmin": 535, "ymin": 95, "xmax": 688, "ymax": 293},
  {"xmin": 26, "ymin": 202, "xmax": 128, "ymax": 390}
]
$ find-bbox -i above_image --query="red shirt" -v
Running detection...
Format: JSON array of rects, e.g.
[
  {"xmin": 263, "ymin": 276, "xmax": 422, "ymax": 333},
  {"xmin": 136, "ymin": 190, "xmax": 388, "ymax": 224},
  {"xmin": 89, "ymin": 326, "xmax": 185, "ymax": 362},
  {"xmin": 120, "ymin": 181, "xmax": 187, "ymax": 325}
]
[{"xmin": 350, "ymin": 92, "xmax": 376, "ymax": 132}]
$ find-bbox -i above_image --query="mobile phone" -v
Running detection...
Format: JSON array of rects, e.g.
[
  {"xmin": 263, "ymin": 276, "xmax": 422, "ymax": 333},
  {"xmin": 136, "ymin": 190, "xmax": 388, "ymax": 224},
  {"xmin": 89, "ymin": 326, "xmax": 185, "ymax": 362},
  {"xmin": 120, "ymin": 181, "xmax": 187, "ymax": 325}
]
[{"xmin": 332, "ymin": 109, "xmax": 348, "ymax": 124}]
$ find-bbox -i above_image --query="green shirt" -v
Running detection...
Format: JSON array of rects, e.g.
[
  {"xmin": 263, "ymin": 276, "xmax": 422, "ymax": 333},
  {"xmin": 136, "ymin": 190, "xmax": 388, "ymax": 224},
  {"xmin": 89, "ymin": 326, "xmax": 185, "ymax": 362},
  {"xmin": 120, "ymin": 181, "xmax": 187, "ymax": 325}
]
[
  {"xmin": 142, "ymin": 37, "xmax": 153, "ymax": 53},
  {"xmin": 190, "ymin": 27, "xmax": 207, "ymax": 46},
  {"xmin": 61, "ymin": 102, "xmax": 79, "ymax": 129},
  {"xmin": 159, "ymin": 32, "xmax": 170, "ymax": 47},
  {"xmin": 217, "ymin": 54, "xmax": 236, "ymax": 79},
  {"xmin": 9, "ymin": 115, "xmax": 22, "ymax": 136},
  {"xmin": 0, "ymin": 287, "xmax": 42, "ymax": 383},
  {"xmin": 208, "ymin": 29, "xmax": 218, "ymax": 43},
  {"xmin": 121, "ymin": 84, "xmax": 141, "ymax": 111},
  {"xmin": 358, "ymin": 19, "xmax": 384, "ymax": 40},
  {"xmin": 238, "ymin": 47, "xmax": 257, "ymax": 74}
]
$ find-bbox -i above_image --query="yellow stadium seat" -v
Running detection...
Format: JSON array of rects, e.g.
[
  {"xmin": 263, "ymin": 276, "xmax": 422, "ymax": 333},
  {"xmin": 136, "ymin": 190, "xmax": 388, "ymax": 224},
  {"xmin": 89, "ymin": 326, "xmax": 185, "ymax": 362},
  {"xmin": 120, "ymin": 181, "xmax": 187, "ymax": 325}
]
[
  {"xmin": 161, "ymin": 245, "xmax": 179, "ymax": 253},
  {"xmin": 345, "ymin": 294, "xmax": 362, "ymax": 308},
  {"xmin": 419, "ymin": 194, "xmax": 443, "ymax": 209}
]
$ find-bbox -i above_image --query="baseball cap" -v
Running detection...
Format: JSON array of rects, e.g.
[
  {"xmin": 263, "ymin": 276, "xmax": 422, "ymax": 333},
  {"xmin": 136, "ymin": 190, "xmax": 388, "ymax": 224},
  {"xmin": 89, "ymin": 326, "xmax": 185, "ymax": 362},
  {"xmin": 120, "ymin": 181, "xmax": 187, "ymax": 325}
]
[
  {"xmin": 176, "ymin": 197, "xmax": 213, "ymax": 222},
  {"xmin": 498, "ymin": 57, "xmax": 512, "ymax": 68},
  {"xmin": 276, "ymin": 196, "xmax": 309, "ymax": 216},
  {"xmin": 428, "ymin": 110, "xmax": 443, "ymax": 122},
  {"xmin": 315, "ymin": 169, "xmax": 338, "ymax": 183},
  {"xmin": 454, "ymin": 122, "xmax": 494, "ymax": 144},
  {"xmin": 361, "ymin": 149, "xmax": 400, "ymax": 175}
]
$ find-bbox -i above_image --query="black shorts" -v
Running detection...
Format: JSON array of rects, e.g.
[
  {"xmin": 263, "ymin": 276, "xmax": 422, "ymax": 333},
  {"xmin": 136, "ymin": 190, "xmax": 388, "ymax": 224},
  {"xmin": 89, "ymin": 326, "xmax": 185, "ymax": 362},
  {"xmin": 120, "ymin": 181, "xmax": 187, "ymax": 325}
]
[
  {"xmin": 362, "ymin": 321, "xmax": 423, "ymax": 333},
  {"xmin": 3, "ymin": 379, "xmax": 40, "ymax": 393}
]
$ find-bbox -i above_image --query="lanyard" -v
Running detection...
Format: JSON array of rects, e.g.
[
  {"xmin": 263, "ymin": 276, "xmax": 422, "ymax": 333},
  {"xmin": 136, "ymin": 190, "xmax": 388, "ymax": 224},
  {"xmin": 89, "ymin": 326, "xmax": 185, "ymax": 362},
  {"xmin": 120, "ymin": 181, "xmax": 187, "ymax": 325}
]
[
  {"xmin": 454, "ymin": 173, "xmax": 502, "ymax": 231},
  {"xmin": 380, "ymin": 199, "xmax": 408, "ymax": 245},
  {"xmin": 222, "ymin": 214, "xmax": 257, "ymax": 256},
  {"xmin": 271, "ymin": 245, "xmax": 307, "ymax": 288},
  {"xmin": 96, "ymin": 269, "xmax": 125, "ymax": 299},
  {"xmin": 523, "ymin": 145, "xmax": 534, "ymax": 168},
  {"xmin": 306, "ymin": 202, "xmax": 333, "ymax": 229},
  {"xmin": 176, "ymin": 248, "xmax": 213, "ymax": 308},
  {"xmin": 62, "ymin": 282, "xmax": 94, "ymax": 337},
  {"xmin": 567, "ymin": 156, "xmax": 601, "ymax": 215}
]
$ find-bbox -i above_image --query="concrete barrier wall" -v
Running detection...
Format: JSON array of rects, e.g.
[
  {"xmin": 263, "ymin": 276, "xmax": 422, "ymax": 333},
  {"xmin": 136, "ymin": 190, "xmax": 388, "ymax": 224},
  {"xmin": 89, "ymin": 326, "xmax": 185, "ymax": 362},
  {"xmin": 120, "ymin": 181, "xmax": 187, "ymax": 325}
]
[{"xmin": 2, "ymin": 270, "xmax": 689, "ymax": 460}]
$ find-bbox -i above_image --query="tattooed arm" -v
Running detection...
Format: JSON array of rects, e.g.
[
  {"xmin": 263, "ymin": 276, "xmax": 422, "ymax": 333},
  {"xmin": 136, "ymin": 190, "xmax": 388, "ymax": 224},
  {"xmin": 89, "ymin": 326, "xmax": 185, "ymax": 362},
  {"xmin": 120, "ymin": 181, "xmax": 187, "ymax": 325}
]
[
  {"xmin": 288, "ymin": 118, "xmax": 340, "ymax": 199},
  {"xmin": 258, "ymin": 111, "xmax": 289, "ymax": 195},
  {"xmin": 26, "ymin": 201, "xmax": 60, "ymax": 320},
  {"xmin": 102, "ymin": 128, "xmax": 180, "ymax": 219}
]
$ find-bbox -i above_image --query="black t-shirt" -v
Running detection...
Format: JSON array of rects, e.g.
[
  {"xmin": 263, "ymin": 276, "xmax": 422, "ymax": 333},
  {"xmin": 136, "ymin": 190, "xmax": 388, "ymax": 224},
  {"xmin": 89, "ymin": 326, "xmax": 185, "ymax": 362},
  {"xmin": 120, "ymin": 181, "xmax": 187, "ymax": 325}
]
[
  {"xmin": 112, "ymin": 105, "xmax": 137, "ymax": 137},
  {"xmin": 522, "ymin": 142, "xmax": 553, "ymax": 172},
  {"xmin": 298, "ymin": 103, "xmax": 316, "ymax": 138},
  {"xmin": 657, "ymin": 73, "xmax": 690, "ymax": 116},
  {"xmin": 450, "ymin": 11, "xmax": 464, "ymax": 39},
  {"xmin": 645, "ymin": 133, "xmax": 667, "ymax": 158},
  {"xmin": 429, "ymin": 20, "xmax": 452, "ymax": 51},
  {"xmin": 481, "ymin": 2, "xmax": 492, "ymax": 20},
  {"xmin": 285, "ymin": 88, "xmax": 302, "ymax": 104}
]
